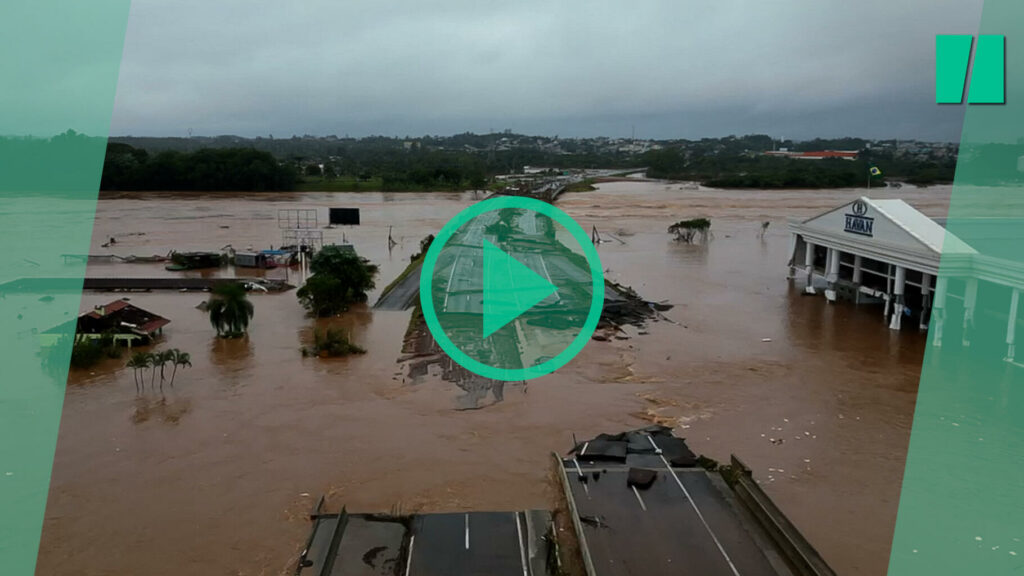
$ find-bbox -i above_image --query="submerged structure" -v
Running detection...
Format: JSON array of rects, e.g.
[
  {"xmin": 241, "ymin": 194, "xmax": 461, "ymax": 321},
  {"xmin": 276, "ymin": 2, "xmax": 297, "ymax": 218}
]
[
  {"xmin": 558, "ymin": 426, "xmax": 834, "ymax": 576},
  {"xmin": 295, "ymin": 427, "xmax": 835, "ymax": 576},
  {"xmin": 166, "ymin": 251, "xmax": 225, "ymax": 271},
  {"xmin": 40, "ymin": 299, "xmax": 169, "ymax": 348},
  {"xmin": 233, "ymin": 251, "xmax": 276, "ymax": 269},
  {"xmin": 296, "ymin": 504, "xmax": 555, "ymax": 576},
  {"xmin": 789, "ymin": 196, "xmax": 1024, "ymax": 362}
]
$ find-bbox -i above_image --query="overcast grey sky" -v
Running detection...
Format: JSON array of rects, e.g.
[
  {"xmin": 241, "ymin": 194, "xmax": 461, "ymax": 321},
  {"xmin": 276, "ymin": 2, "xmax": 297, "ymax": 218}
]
[{"xmin": 110, "ymin": 0, "xmax": 983, "ymax": 141}]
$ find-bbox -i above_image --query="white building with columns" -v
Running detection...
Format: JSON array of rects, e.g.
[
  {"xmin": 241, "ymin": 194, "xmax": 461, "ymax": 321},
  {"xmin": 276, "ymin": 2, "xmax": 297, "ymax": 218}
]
[{"xmin": 787, "ymin": 197, "xmax": 1024, "ymax": 363}]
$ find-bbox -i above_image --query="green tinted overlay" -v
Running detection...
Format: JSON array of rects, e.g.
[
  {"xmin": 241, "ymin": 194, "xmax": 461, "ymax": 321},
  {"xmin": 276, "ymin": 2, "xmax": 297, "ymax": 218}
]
[
  {"xmin": 0, "ymin": 2, "xmax": 130, "ymax": 574},
  {"xmin": 890, "ymin": 3, "xmax": 1024, "ymax": 574},
  {"xmin": 420, "ymin": 196, "xmax": 604, "ymax": 381}
]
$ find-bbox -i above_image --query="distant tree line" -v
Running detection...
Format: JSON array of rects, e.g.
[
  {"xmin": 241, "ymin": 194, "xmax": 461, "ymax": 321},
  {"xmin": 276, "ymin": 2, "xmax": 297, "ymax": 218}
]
[
  {"xmin": 642, "ymin": 146, "xmax": 957, "ymax": 188},
  {"xmin": 98, "ymin": 132, "xmax": 964, "ymax": 191},
  {"xmin": 0, "ymin": 131, "xmax": 968, "ymax": 196},
  {"xmin": 292, "ymin": 144, "xmax": 629, "ymax": 191},
  {"xmin": 0, "ymin": 130, "xmax": 108, "ymax": 194},
  {"xmin": 100, "ymin": 144, "xmax": 297, "ymax": 191},
  {"xmin": 955, "ymin": 142, "xmax": 1024, "ymax": 185},
  {"xmin": 644, "ymin": 151, "xmax": 865, "ymax": 188}
]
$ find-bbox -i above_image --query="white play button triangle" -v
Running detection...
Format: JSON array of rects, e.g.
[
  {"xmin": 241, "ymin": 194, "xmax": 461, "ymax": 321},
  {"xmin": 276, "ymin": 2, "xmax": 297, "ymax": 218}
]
[{"xmin": 482, "ymin": 239, "xmax": 558, "ymax": 338}]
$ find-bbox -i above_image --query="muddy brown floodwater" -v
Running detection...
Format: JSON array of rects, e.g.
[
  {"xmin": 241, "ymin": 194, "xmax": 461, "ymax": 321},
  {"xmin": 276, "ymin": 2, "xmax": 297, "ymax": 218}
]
[{"xmin": 37, "ymin": 183, "xmax": 951, "ymax": 576}]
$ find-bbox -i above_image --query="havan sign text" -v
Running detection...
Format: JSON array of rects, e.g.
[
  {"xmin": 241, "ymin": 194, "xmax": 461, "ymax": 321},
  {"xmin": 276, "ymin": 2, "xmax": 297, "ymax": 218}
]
[{"xmin": 844, "ymin": 214, "xmax": 874, "ymax": 236}]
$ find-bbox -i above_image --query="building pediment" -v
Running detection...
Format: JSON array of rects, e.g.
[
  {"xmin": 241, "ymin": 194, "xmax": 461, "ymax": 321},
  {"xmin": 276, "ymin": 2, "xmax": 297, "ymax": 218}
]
[{"xmin": 799, "ymin": 197, "xmax": 972, "ymax": 257}]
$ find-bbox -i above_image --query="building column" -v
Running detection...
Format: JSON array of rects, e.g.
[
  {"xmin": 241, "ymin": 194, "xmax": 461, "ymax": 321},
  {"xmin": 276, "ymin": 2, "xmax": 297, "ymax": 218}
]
[
  {"xmin": 963, "ymin": 278, "xmax": 978, "ymax": 347},
  {"xmin": 932, "ymin": 276, "xmax": 948, "ymax": 348},
  {"xmin": 889, "ymin": 265, "xmax": 907, "ymax": 330},
  {"xmin": 851, "ymin": 255, "xmax": 864, "ymax": 304},
  {"xmin": 883, "ymin": 264, "xmax": 893, "ymax": 319},
  {"xmin": 804, "ymin": 241, "xmax": 816, "ymax": 294},
  {"xmin": 787, "ymin": 234, "xmax": 798, "ymax": 278},
  {"xmin": 919, "ymin": 273, "xmax": 933, "ymax": 330},
  {"xmin": 825, "ymin": 248, "xmax": 841, "ymax": 302},
  {"xmin": 1006, "ymin": 288, "xmax": 1019, "ymax": 362}
]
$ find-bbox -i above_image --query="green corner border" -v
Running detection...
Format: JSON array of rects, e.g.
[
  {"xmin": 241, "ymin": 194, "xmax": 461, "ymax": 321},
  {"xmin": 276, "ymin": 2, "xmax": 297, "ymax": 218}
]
[
  {"xmin": 0, "ymin": 3, "xmax": 131, "ymax": 575},
  {"xmin": 889, "ymin": 2, "xmax": 1024, "ymax": 574}
]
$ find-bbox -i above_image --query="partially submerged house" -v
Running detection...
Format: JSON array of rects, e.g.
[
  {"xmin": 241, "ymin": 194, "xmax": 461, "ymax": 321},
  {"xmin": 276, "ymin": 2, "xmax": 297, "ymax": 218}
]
[
  {"xmin": 166, "ymin": 251, "xmax": 224, "ymax": 271},
  {"xmin": 789, "ymin": 197, "xmax": 1024, "ymax": 363},
  {"xmin": 233, "ymin": 251, "xmax": 275, "ymax": 269},
  {"xmin": 41, "ymin": 299, "xmax": 170, "ymax": 348}
]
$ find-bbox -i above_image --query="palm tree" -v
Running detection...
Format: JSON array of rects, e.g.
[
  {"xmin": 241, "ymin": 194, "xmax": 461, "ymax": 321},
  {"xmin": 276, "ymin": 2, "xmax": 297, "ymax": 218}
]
[
  {"xmin": 168, "ymin": 350, "xmax": 192, "ymax": 387},
  {"xmin": 126, "ymin": 352, "xmax": 149, "ymax": 394},
  {"xmin": 156, "ymin": 350, "xmax": 175, "ymax": 392},
  {"xmin": 207, "ymin": 283, "xmax": 254, "ymax": 338},
  {"xmin": 146, "ymin": 352, "xmax": 155, "ymax": 387},
  {"xmin": 147, "ymin": 352, "xmax": 159, "ymax": 391}
]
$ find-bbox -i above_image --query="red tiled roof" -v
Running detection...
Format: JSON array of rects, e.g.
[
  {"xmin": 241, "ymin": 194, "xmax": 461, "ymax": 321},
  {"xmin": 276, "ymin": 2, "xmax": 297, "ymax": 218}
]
[
  {"xmin": 84, "ymin": 299, "xmax": 131, "ymax": 319},
  {"xmin": 79, "ymin": 299, "xmax": 170, "ymax": 335},
  {"xmin": 799, "ymin": 150, "xmax": 858, "ymax": 158},
  {"xmin": 103, "ymin": 299, "xmax": 131, "ymax": 313},
  {"xmin": 138, "ymin": 318, "xmax": 171, "ymax": 334}
]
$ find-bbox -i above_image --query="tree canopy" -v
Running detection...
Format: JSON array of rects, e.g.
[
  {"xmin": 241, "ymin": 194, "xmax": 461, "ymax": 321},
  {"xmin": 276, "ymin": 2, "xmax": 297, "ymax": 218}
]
[
  {"xmin": 297, "ymin": 246, "xmax": 379, "ymax": 317},
  {"xmin": 100, "ymin": 144, "xmax": 297, "ymax": 191},
  {"xmin": 207, "ymin": 283, "xmax": 255, "ymax": 337},
  {"xmin": 94, "ymin": 132, "xmax": 962, "ymax": 191}
]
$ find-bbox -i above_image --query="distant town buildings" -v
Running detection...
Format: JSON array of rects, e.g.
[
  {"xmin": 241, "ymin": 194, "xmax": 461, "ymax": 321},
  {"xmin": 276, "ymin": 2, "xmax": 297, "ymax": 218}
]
[
  {"xmin": 109, "ymin": 133, "xmax": 960, "ymax": 175},
  {"xmin": 764, "ymin": 150, "xmax": 859, "ymax": 160}
]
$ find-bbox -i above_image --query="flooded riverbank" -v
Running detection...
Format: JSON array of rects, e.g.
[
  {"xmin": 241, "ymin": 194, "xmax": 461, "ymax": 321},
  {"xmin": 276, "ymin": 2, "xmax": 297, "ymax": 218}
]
[{"xmin": 37, "ymin": 183, "xmax": 950, "ymax": 576}]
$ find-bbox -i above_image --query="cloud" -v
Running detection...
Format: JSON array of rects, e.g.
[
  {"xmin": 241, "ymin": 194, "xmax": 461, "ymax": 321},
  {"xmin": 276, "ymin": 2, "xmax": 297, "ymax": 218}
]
[{"xmin": 111, "ymin": 0, "xmax": 982, "ymax": 140}]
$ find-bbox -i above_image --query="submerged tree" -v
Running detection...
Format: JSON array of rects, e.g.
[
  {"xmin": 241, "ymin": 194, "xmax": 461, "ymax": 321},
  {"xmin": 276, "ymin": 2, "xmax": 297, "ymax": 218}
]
[
  {"xmin": 126, "ymin": 348, "xmax": 192, "ymax": 395},
  {"xmin": 668, "ymin": 218, "xmax": 712, "ymax": 244},
  {"xmin": 126, "ymin": 351, "xmax": 149, "ymax": 394},
  {"xmin": 302, "ymin": 327, "xmax": 366, "ymax": 358},
  {"xmin": 157, "ymin": 349, "xmax": 175, "ymax": 390},
  {"xmin": 297, "ymin": 246, "xmax": 379, "ymax": 317},
  {"xmin": 207, "ymin": 282, "xmax": 255, "ymax": 337},
  {"xmin": 68, "ymin": 336, "xmax": 105, "ymax": 369},
  {"xmin": 147, "ymin": 352, "xmax": 159, "ymax": 390},
  {"xmin": 168, "ymin": 350, "xmax": 192, "ymax": 387}
]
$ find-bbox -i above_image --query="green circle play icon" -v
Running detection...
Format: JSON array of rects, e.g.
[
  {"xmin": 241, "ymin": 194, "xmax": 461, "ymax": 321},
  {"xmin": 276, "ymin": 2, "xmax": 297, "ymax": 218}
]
[{"xmin": 419, "ymin": 196, "xmax": 604, "ymax": 381}]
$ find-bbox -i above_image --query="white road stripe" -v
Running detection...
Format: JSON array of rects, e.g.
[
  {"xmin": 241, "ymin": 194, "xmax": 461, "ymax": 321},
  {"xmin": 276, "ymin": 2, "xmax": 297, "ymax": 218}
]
[
  {"xmin": 515, "ymin": 512, "xmax": 530, "ymax": 576},
  {"xmin": 538, "ymin": 255, "xmax": 561, "ymax": 304},
  {"xmin": 631, "ymin": 485, "xmax": 647, "ymax": 511},
  {"xmin": 404, "ymin": 534, "xmax": 415, "ymax": 576},
  {"xmin": 572, "ymin": 458, "xmax": 589, "ymax": 495},
  {"xmin": 657, "ymin": 450, "xmax": 742, "ymax": 576},
  {"xmin": 443, "ymin": 252, "xmax": 460, "ymax": 310}
]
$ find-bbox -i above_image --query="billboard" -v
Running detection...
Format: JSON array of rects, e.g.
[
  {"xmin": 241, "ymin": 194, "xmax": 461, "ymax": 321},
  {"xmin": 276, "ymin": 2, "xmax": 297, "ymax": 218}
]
[{"xmin": 329, "ymin": 208, "xmax": 360, "ymax": 225}]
